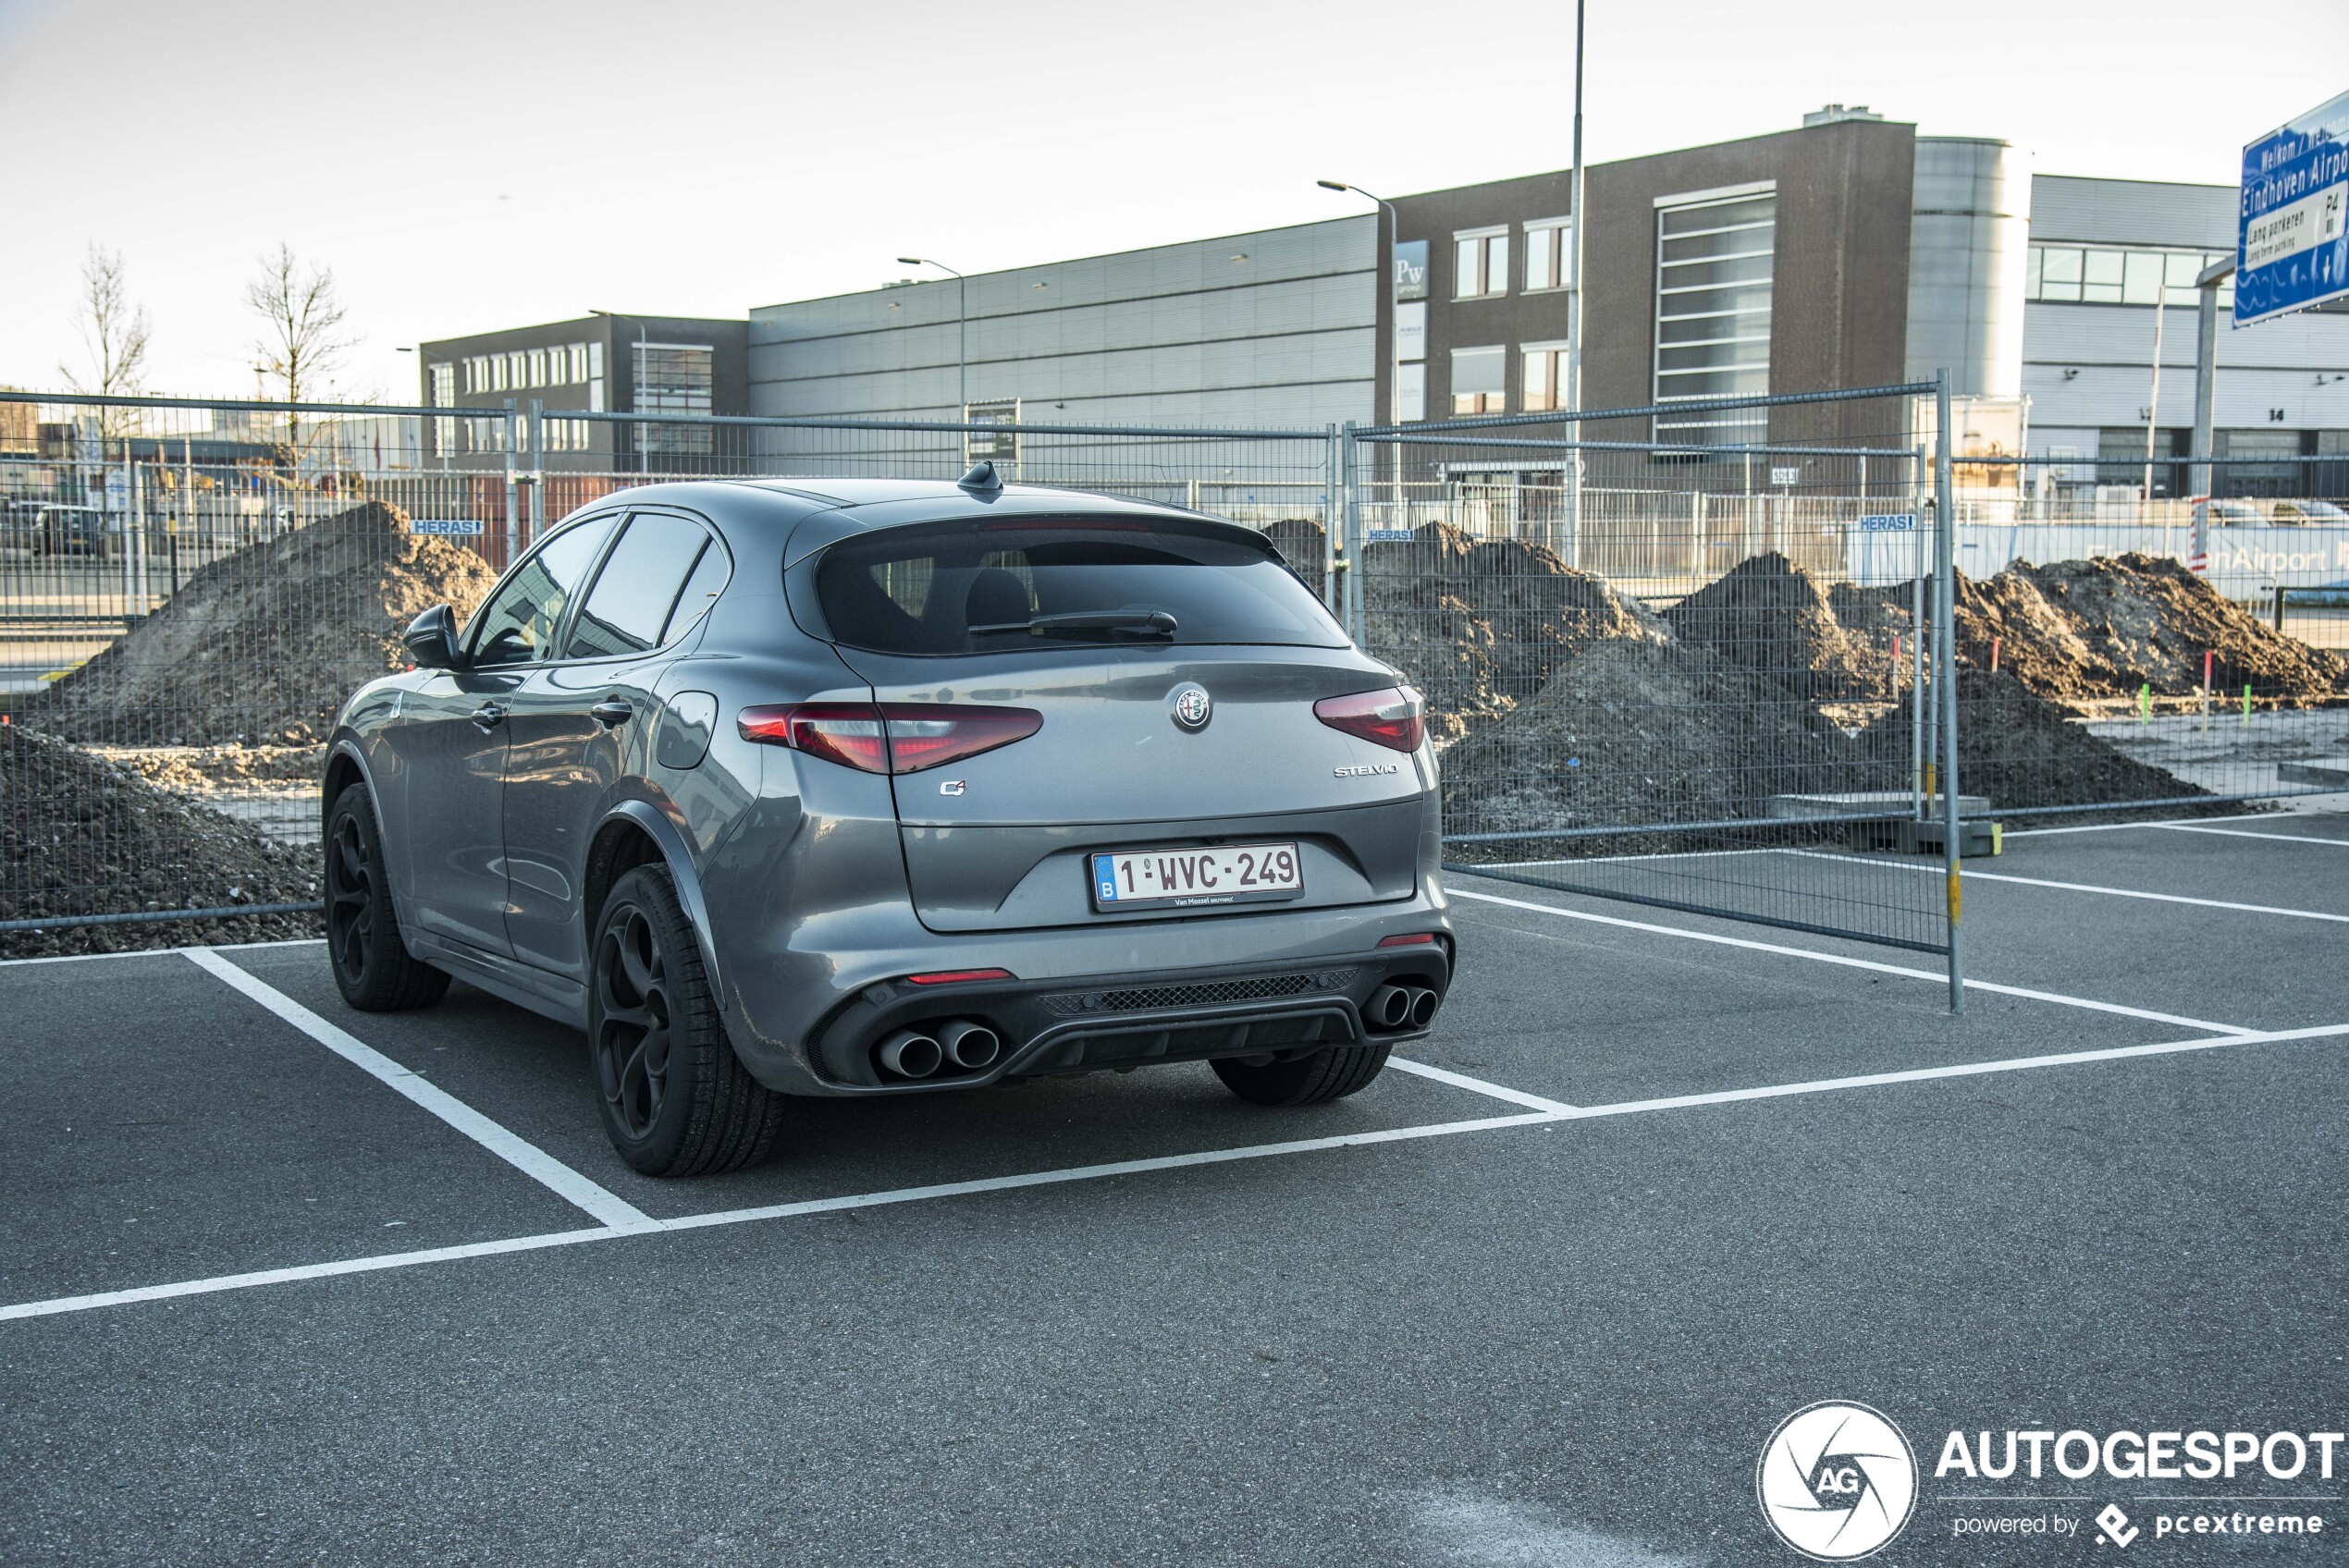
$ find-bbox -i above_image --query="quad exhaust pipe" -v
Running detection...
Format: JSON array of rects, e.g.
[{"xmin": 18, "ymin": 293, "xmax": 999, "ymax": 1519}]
[
  {"xmin": 938, "ymin": 1019, "xmax": 1001, "ymax": 1071},
  {"xmin": 1367, "ymin": 983, "xmax": 1442, "ymax": 1034},
  {"xmin": 877, "ymin": 1019, "xmax": 1002, "ymax": 1081},
  {"xmin": 878, "ymin": 1028, "xmax": 942, "ymax": 1080}
]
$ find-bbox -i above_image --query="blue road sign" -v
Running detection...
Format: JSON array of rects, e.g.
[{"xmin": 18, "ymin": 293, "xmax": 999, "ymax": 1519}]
[{"xmin": 2236, "ymin": 90, "xmax": 2349, "ymax": 326}]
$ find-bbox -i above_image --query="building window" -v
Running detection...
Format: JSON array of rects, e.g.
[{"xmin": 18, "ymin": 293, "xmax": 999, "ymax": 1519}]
[
  {"xmin": 1654, "ymin": 187, "xmax": 1775, "ymax": 447},
  {"xmin": 1451, "ymin": 346, "xmax": 1507, "ymax": 415},
  {"xmin": 2025, "ymin": 244, "xmax": 2233, "ymax": 309},
  {"xmin": 1524, "ymin": 220, "xmax": 1570, "ymax": 292},
  {"xmin": 1454, "ymin": 229, "xmax": 1509, "ymax": 300},
  {"xmin": 635, "ymin": 343, "xmax": 714, "ymax": 457},
  {"xmin": 1520, "ymin": 340, "xmax": 1569, "ymax": 412},
  {"xmin": 567, "ymin": 344, "xmax": 588, "ymax": 383},
  {"xmin": 428, "ymin": 362, "xmax": 454, "ymax": 406},
  {"xmin": 528, "ymin": 349, "xmax": 548, "ymax": 386}
]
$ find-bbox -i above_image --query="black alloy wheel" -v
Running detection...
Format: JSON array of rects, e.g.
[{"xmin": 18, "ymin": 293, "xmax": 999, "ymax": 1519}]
[
  {"xmin": 594, "ymin": 901, "xmax": 675, "ymax": 1142},
  {"xmin": 323, "ymin": 782, "xmax": 449, "ymax": 1011},
  {"xmin": 585, "ymin": 864, "xmax": 783, "ymax": 1175}
]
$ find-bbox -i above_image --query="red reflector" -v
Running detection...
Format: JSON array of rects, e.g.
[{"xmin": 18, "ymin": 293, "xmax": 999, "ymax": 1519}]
[
  {"xmin": 1315, "ymin": 685, "xmax": 1425, "ymax": 753},
  {"xmin": 905, "ymin": 968, "xmax": 1014, "ymax": 986},
  {"xmin": 738, "ymin": 703, "xmax": 1041, "ymax": 775},
  {"xmin": 1378, "ymin": 933, "xmax": 1438, "ymax": 948}
]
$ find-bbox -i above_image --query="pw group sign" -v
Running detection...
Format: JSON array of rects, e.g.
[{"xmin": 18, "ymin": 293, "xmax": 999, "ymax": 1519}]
[{"xmin": 2237, "ymin": 90, "xmax": 2349, "ymax": 325}]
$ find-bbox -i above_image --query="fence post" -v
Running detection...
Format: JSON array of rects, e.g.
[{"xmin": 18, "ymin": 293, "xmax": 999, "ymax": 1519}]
[
  {"xmin": 527, "ymin": 398, "xmax": 546, "ymax": 546},
  {"xmin": 1322, "ymin": 423, "xmax": 1342, "ymax": 614},
  {"xmin": 1911, "ymin": 442, "xmax": 1928, "ymax": 819},
  {"xmin": 501, "ymin": 398, "xmax": 520, "ymax": 566},
  {"xmin": 1341, "ymin": 422, "xmax": 1365, "ymax": 646},
  {"xmin": 1934, "ymin": 370, "xmax": 1965, "ymax": 1014}
]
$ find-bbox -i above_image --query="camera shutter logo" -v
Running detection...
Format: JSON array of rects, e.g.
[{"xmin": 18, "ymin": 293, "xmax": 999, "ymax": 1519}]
[{"xmin": 1755, "ymin": 1402, "xmax": 1917, "ymax": 1561}]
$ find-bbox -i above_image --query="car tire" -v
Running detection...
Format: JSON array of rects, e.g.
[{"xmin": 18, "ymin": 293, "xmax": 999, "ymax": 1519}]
[
  {"xmin": 1211, "ymin": 1042, "xmax": 1392, "ymax": 1107},
  {"xmin": 589, "ymin": 864, "xmax": 783, "ymax": 1176},
  {"xmin": 324, "ymin": 782, "xmax": 450, "ymax": 1011}
]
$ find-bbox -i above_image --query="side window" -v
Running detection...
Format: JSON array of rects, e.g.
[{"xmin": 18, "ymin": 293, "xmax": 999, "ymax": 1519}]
[
  {"xmin": 468, "ymin": 516, "xmax": 614, "ymax": 667},
  {"xmin": 660, "ymin": 535, "xmax": 732, "ymax": 643},
  {"xmin": 566, "ymin": 512, "xmax": 719, "ymax": 659}
]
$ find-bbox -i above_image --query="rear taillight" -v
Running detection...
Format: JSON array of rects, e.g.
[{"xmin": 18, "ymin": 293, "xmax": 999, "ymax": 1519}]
[
  {"xmin": 1313, "ymin": 685, "xmax": 1424, "ymax": 753},
  {"xmin": 737, "ymin": 702, "xmax": 1042, "ymax": 775}
]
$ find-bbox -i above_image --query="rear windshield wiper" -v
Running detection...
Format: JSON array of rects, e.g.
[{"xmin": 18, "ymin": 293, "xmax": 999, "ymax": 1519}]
[{"xmin": 969, "ymin": 610, "xmax": 1178, "ymax": 639}]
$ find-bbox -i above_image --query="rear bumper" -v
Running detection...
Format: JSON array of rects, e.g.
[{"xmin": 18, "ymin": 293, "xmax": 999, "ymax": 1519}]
[{"xmin": 727, "ymin": 901, "xmax": 1453, "ymax": 1096}]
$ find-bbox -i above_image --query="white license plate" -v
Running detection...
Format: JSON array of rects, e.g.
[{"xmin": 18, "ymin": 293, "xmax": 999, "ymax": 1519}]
[{"xmin": 1089, "ymin": 842, "xmax": 1304, "ymax": 910}]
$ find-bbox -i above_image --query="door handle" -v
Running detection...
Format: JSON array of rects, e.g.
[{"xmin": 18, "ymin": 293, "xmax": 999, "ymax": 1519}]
[
  {"xmin": 591, "ymin": 699, "xmax": 634, "ymax": 729},
  {"xmin": 470, "ymin": 703, "xmax": 507, "ymax": 732}
]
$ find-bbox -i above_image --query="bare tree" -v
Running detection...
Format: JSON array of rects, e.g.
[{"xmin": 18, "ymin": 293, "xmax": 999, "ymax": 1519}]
[
  {"xmin": 60, "ymin": 243, "xmax": 152, "ymax": 438},
  {"xmin": 245, "ymin": 242, "xmax": 351, "ymax": 459}
]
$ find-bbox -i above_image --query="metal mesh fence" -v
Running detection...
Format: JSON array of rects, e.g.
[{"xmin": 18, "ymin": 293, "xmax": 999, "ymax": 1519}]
[
  {"xmin": 1348, "ymin": 385, "xmax": 1960, "ymax": 954},
  {"xmin": 8, "ymin": 381, "xmax": 2345, "ymax": 964},
  {"xmin": 0, "ymin": 391, "xmax": 1333, "ymax": 949},
  {"xmin": 1926, "ymin": 458, "xmax": 2349, "ymax": 815}
]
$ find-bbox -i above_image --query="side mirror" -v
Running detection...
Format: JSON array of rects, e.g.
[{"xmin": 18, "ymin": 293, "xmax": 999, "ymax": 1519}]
[{"xmin": 402, "ymin": 604, "xmax": 465, "ymax": 670}]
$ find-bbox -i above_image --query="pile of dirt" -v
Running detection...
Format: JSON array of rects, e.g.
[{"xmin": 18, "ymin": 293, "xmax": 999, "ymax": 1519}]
[
  {"xmin": 1855, "ymin": 668, "xmax": 2208, "ymax": 813},
  {"xmin": 96, "ymin": 742, "xmax": 326, "ymax": 793},
  {"xmin": 1666, "ymin": 552, "xmax": 1900, "ymax": 710},
  {"xmin": 24, "ymin": 500, "xmax": 499, "ymax": 746},
  {"xmin": 1962, "ymin": 554, "xmax": 2349, "ymax": 712},
  {"xmin": 1439, "ymin": 637, "xmax": 1873, "ymax": 850},
  {"xmin": 0, "ymin": 726, "xmax": 321, "ymax": 958},
  {"xmin": 1361, "ymin": 523, "xmax": 1667, "ymax": 745}
]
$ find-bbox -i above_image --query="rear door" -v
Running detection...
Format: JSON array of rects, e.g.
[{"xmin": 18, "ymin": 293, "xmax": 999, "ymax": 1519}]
[
  {"xmin": 500, "ymin": 508, "xmax": 729, "ymax": 978},
  {"xmin": 809, "ymin": 516, "xmax": 1431, "ymax": 933}
]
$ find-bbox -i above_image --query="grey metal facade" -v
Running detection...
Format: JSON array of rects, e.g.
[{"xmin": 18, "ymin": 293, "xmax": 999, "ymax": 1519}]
[{"xmin": 746, "ymin": 219, "xmax": 1377, "ymax": 431}]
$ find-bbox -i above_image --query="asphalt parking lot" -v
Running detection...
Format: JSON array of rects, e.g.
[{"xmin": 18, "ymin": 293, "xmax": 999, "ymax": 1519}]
[{"xmin": 6, "ymin": 814, "xmax": 2347, "ymax": 1566}]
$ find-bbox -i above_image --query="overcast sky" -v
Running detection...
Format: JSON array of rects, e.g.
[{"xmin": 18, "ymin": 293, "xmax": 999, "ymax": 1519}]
[{"xmin": 4, "ymin": 0, "xmax": 2344, "ymax": 401}]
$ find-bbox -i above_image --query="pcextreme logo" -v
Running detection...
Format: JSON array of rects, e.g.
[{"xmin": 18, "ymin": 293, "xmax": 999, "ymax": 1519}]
[{"xmin": 1756, "ymin": 1402, "xmax": 1919, "ymax": 1561}]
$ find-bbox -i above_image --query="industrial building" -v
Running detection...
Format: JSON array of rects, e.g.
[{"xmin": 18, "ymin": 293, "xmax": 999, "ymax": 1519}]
[
  {"xmin": 416, "ymin": 312, "xmax": 748, "ymax": 472},
  {"xmin": 427, "ymin": 108, "xmax": 2349, "ymax": 501}
]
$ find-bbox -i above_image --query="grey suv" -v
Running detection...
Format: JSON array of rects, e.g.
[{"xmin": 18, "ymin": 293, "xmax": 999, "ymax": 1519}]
[{"xmin": 324, "ymin": 468, "xmax": 1452, "ymax": 1174}]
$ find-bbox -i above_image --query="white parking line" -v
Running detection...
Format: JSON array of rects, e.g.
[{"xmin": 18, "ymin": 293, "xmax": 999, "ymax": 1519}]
[
  {"xmin": 0, "ymin": 1107, "xmax": 1557, "ymax": 1324},
  {"xmin": 10, "ymin": 1021, "xmax": 2346, "ymax": 1326},
  {"xmin": 2154, "ymin": 824, "xmax": 2349, "ymax": 848},
  {"xmin": 1387, "ymin": 1057, "xmax": 1578, "ymax": 1114},
  {"xmin": 2002, "ymin": 813, "xmax": 2292, "ymax": 839},
  {"xmin": 1545, "ymin": 1020, "xmax": 2349, "ymax": 1126},
  {"xmin": 1776, "ymin": 852, "xmax": 2349, "ymax": 925},
  {"xmin": 1446, "ymin": 886, "xmax": 2257, "ymax": 1036},
  {"xmin": 181, "ymin": 949, "xmax": 659, "ymax": 1234}
]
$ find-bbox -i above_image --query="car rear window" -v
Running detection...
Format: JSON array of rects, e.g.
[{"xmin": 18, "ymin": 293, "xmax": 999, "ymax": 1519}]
[{"xmin": 812, "ymin": 518, "xmax": 1346, "ymax": 656}]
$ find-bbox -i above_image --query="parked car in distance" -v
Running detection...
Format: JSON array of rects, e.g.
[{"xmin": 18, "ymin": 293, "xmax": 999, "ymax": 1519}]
[
  {"xmin": 2269, "ymin": 498, "xmax": 2349, "ymax": 525},
  {"xmin": 2203, "ymin": 499, "xmax": 2268, "ymax": 526},
  {"xmin": 19, "ymin": 503, "xmax": 111, "ymax": 556},
  {"xmin": 322, "ymin": 467, "xmax": 1454, "ymax": 1175}
]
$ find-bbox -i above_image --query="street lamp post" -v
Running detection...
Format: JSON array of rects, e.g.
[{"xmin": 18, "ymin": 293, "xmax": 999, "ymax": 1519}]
[
  {"xmin": 898, "ymin": 257, "xmax": 967, "ymax": 421},
  {"xmin": 1563, "ymin": 0, "xmax": 1587, "ymax": 565},
  {"xmin": 1316, "ymin": 181, "xmax": 1400, "ymax": 424}
]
